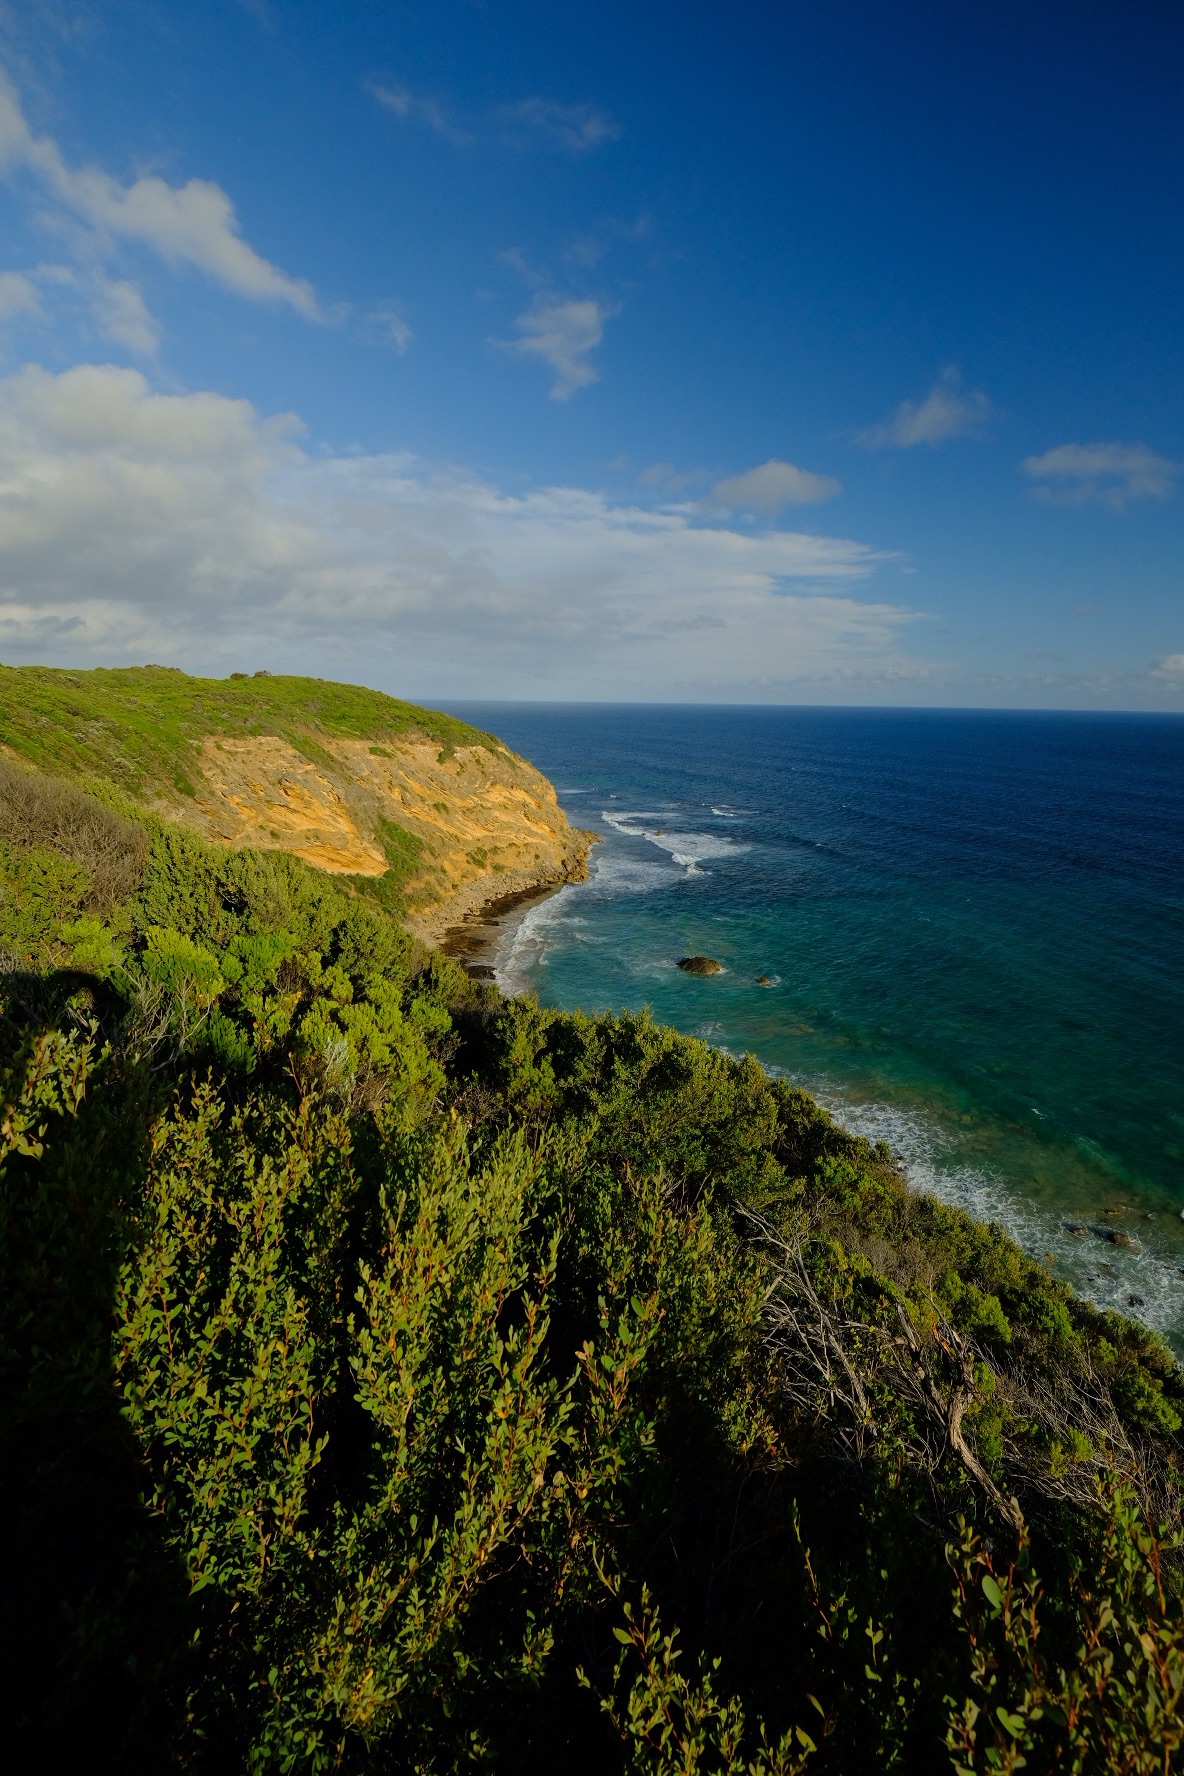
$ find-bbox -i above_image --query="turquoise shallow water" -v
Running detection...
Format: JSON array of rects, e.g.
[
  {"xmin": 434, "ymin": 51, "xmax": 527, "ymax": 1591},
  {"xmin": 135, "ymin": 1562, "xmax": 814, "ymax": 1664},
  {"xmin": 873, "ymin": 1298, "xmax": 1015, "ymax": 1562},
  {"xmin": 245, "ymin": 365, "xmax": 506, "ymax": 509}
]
[{"xmin": 445, "ymin": 705, "xmax": 1184, "ymax": 1346}]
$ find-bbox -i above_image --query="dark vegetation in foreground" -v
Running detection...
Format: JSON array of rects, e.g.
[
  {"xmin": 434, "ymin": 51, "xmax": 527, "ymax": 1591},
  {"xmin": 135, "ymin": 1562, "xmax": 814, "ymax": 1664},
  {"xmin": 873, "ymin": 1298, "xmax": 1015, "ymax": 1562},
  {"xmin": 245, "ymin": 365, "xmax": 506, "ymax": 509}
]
[{"xmin": 1, "ymin": 759, "xmax": 1182, "ymax": 1773}]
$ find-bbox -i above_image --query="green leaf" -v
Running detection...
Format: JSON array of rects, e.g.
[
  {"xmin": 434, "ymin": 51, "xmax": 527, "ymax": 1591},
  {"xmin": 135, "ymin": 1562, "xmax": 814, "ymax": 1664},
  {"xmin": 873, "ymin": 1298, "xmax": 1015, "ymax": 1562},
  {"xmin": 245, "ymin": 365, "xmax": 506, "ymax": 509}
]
[{"xmin": 981, "ymin": 1574, "xmax": 1003, "ymax": 1609}]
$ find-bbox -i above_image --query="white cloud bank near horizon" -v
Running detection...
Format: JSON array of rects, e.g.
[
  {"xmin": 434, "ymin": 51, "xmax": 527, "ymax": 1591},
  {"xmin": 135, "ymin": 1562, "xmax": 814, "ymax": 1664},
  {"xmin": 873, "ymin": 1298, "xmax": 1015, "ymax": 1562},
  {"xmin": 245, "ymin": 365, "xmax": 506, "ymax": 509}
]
[{"xmin": 0, "ymin": 361, "xmax": 933, "ymax": 699}]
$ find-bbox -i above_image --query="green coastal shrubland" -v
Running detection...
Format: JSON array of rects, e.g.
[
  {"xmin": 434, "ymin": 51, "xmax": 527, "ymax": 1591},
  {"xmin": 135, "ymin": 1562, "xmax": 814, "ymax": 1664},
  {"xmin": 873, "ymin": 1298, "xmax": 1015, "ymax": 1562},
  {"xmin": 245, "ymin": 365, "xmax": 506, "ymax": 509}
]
[{"xmin": 1, "ymin": 730, "xmax": 1182, "ymax": 1773}]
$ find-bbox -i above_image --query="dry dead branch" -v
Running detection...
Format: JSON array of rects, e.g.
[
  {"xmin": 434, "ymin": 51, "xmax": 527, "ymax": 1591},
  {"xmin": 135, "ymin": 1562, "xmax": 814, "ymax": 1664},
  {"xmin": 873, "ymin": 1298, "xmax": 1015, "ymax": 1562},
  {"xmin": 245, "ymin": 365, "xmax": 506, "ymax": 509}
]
[{"xmin": 745, "ymin": 1207, "xmax": 1177, "ymax": 1534}]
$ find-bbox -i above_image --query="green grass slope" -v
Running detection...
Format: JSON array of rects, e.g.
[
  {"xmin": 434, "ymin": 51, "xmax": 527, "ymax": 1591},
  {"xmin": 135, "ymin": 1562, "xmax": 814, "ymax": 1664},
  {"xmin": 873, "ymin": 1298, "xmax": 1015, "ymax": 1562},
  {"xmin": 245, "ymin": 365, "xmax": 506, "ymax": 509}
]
[{"xmin": 0, "ymin": 663, "xmax": 494, "ymax": 805}]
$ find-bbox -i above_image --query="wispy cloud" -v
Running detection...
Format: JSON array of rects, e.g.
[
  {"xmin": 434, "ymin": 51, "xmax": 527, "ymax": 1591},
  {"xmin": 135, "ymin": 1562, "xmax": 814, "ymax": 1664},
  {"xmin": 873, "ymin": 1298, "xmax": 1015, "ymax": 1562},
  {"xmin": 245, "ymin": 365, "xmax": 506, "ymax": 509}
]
[
  {"xmin": 1022, "ymin": 441, "xmax": 1180, "ymax": 509},
  {"xmin": 368, "ymin": 82, "xmax": 473, "ymax": 145},
  {"xmin": 502, "ymin": 296, "xmax": 615, "ymax": 399},
  {"xmin": 1152, "ymin": 653, "xmax": 1184, "ymax": 679},
  {"xmin": 0, "ymin": 67, "xmax": 320, "ymax": 322},
  {"xmin": 370, "ymin": 82, "xmax": 620, "ymax": 155},
  {"xmin": 367, "ymin": 305, "xmax": 413, "ymax": 354},
  {"xmin": 0, "ymin": 258, "xmax": 166, "ymax": 356},
  {"xmin": 90, "ymin": 274, "xmax": 160, "ymax": 355},
  {"xmin": 858, "ymin": 366, "xmax": 991, "ymax": 448},
  {"xmin": 0, "ymin": 361, "xmax": 920, "ymax": 699},
  {"xmin": 639, "ymin": 462, "xmax": 701, "ymax": 492},
  {"xmin": 498, "ymin": 98, "xmax": 621, "ymax": 154},
  {"xmin": 710, "ymin": 458, "xmax": 840, "ymax": 514},
  {"xmin": 0, "ymin": 268, "xmax": 40, "ymax": 319}
]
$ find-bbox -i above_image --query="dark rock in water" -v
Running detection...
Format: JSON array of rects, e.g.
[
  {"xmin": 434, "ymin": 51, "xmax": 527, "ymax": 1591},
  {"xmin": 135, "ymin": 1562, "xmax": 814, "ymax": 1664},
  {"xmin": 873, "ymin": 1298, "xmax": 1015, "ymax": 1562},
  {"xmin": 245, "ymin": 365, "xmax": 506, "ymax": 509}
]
[
  {"xmin": 1106, "ymin": 1229, "xmax": 1138, "ymax": 1249},
  {"xmin": 756, "ymin": 974, "xmax": 772, "ymax": 985},
  {"xmin": 1128, "ymin": 1295, "xmax": 1146, "ymax": 1308},
  {"xmin": 677, "ymin": 955, "xmax": 722, "ymax": 975},
  {"xmin": 1065, "ymin": 1223, "xmax": 1088, "ymax": 1236}
]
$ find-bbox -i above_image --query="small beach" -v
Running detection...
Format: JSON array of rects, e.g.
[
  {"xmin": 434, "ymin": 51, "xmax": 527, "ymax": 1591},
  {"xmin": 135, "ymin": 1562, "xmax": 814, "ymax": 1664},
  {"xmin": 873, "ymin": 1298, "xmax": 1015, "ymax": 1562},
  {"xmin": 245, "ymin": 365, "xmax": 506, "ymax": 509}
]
[{"xmin": 437, "ymin": 879, "xmax": 572, "ymax": 979}]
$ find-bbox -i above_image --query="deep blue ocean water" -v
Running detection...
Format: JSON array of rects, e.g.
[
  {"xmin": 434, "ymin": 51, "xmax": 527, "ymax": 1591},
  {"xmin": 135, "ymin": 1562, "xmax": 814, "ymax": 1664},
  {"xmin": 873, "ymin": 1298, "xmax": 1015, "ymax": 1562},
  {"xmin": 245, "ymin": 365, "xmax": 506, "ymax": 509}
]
[{"xmin": 445, "ymin": 705, "xmax": 1184, "ymax": 1345}]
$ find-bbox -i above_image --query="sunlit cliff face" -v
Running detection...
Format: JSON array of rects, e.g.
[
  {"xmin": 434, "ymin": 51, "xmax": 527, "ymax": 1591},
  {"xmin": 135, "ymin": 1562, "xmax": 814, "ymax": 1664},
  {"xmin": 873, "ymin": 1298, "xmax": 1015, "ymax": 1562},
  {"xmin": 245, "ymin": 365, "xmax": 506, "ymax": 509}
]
[{"xmin": 184, "ymin": 728, "xmax": 592, "ymax": 936}]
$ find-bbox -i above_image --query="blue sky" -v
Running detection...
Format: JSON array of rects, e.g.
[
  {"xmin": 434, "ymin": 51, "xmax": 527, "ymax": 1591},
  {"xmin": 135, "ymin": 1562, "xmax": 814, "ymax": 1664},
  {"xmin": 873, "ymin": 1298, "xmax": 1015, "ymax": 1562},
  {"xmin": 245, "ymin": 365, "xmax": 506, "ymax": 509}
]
[{"xmin": 0, "ymin": 0, "xmax": 1181, "ymax": 705}]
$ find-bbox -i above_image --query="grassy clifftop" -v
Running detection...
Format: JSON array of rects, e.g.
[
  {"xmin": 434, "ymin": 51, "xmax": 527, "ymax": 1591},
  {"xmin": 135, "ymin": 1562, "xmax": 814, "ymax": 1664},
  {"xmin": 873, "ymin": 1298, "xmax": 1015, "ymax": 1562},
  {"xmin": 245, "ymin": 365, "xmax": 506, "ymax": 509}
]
[
  {"xmin": 0, "ymin": 665, "xmax": 591, "ymax": 926},
  {"xmin": 0, "ymin": 663, "xmax": 494, "ymax": 803}
]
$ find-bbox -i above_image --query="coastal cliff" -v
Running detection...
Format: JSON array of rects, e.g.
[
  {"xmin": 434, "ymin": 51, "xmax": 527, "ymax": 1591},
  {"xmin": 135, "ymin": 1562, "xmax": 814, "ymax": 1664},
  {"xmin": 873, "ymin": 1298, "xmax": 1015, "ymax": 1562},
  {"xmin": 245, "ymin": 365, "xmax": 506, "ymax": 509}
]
[
  {"xmin": 184, "ymin": 728, "xmax": 592, "ymax": 942},
  {"xmin": 0, "ymin": 664, "xmax": 593, "ymax": 931}
]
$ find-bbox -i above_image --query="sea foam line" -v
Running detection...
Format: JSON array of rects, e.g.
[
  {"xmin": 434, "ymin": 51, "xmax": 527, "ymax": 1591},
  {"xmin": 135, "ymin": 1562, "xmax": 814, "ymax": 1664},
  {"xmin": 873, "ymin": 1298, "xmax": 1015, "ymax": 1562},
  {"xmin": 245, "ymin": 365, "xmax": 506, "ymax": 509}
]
[{"xmin": 804, "ymin": 1086, "xmax": 1184, "ymax": 1348}]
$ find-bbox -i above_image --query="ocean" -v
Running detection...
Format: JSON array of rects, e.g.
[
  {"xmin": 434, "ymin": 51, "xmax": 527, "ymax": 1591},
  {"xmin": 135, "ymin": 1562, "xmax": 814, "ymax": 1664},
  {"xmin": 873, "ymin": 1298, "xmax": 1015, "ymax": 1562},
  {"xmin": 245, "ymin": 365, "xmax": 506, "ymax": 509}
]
[{"xmin": 444, "ymin": 704, "xmax": 1184, "ymax": 1347}]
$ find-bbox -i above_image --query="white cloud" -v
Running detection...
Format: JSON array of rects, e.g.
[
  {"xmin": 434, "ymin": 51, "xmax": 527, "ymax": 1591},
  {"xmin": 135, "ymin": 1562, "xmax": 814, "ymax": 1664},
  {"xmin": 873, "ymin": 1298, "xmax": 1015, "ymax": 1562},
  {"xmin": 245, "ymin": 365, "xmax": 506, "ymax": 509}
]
[
  {"xmin": 858, "ymin": 366, "xmax": 991, "ymax": 448},
  {"xmin": 0, "ymin": 68, "xmax": 320, "ymax": 318},
  {"xmin": 0, "ymin": 269, "xmax": 40, "ymax": 319},
  {"xmin": 503, "ymin": 296, "xmax": 614, "ymax": 399},
  {"xmin": 711, "ymin": 458, "xmax": 840, "ymax": 514},
  {"xmin": 1022, "ymin": 441, "xmax": 1180, "ymax": 510},
  {"xmin": 1152, "ymin": 653, "xmax": 1184, "ymax": 679},
  {"xmin": 0, "ymin": 362, "xmax": 925, "ymax": 697},
  {"xmin": 500, "ymin": 98, "xmax": 621, "ymax": 153}
]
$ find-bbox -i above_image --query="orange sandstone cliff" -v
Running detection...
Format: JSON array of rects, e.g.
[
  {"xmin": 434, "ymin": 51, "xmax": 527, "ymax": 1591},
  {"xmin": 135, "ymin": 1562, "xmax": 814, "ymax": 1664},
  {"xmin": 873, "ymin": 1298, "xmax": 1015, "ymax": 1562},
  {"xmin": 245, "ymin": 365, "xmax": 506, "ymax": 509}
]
[{"xmin": 181, "ymin": 729, "xmax": 593, "ymax": 943}]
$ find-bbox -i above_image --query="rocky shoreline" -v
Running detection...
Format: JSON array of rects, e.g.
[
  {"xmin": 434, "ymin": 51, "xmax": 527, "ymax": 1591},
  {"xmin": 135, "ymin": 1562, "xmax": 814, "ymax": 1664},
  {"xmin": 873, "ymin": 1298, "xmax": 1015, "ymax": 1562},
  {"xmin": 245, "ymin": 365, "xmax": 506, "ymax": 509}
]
[
  {"xmin": 408, "ymin": 829, "xmax": 599, "ymax": 978},
  {"xmin": 435, "ymin": 879, "xmax": 570, "ymax": 980}
]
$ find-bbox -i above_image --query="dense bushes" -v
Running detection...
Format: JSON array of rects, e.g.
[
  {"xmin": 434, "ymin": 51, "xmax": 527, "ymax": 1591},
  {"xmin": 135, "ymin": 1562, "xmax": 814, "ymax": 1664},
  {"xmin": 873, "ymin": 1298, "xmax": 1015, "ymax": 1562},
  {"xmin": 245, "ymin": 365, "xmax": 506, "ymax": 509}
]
[{"xmin": 0, "ymin": 783, "xmax": 1181, "ymax": 1772}]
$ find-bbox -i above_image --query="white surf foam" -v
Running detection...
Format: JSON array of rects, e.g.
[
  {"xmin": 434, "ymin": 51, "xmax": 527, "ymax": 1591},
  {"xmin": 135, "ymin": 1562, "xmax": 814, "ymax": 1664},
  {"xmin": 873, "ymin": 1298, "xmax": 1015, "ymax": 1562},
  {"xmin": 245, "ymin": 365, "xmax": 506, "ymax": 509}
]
[
  {"xmin": 583, "ymin": 849, "xmax": 678, "ymax": 897},
  {"xmin": 495, "ymin": 895, "xmax": 573, "ymax": 995},
  {"xmin": 601, "ymin": 809, "xmax": 750, "ymax": 875}
]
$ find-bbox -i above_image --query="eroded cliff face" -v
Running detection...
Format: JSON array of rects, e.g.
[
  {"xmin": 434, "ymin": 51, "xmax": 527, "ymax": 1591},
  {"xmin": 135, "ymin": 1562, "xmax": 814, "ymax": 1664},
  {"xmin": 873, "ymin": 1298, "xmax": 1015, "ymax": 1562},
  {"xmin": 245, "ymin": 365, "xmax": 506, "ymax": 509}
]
[{"xmin": 179, "ymin": 729, "xmax": 593, "ymax": 939}]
